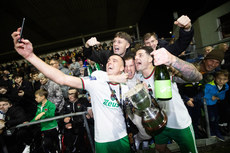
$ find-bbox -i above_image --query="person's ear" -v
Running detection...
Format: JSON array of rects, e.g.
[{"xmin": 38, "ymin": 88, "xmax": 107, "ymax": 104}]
[
  {"xmin": 125, "ymin": 43, "xmax": 130, "ymax": 49},
  {"xmin": 148, "ymin": 55, "xmax": 153, "ymax": 63},
  {"xmin": 120, "ymin": 65, "xmax": 124, "ymax": 73}
]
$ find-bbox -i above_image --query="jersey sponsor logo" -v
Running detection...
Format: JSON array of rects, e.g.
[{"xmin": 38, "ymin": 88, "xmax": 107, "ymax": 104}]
[
  {"xmin": 103, "ymin": 99, "xmax": 119, "ymax": 108},
  {"xmin": 89, "ymin": 76, "xmax": 97, "ymax": 80},
  {"xmin": 82, "ymin": 76, "xmax": 97, "ymax": 80}
]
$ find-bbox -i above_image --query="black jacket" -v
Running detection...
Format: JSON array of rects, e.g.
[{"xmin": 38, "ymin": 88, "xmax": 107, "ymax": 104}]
[
  {"xmin": 4, "ymin": 105, "xmax": 27, "ymax": 129},
  {"xmin": 61, "ymin": 97, "xmax": 88, "ymax": 124},
  {"xmin": 10, "ymin": 80, "xmax": 37, "ymax": 120},
  {"xmin": 159, "ymin": 27, "xmax": 194, "ymax": 56},
  {"xmin": 83, "ymin": 27, "xmax": 194, "ymax": 70}
]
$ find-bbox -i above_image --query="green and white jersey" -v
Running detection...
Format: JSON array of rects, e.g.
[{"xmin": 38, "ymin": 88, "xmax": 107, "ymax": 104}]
[
  {"xmin": 136, "ymin": 68, "xmax": 191, "ymax": 129},
  {"xmin": 81, "ymin": 71, "xmax": 129, "ymax": 143}
]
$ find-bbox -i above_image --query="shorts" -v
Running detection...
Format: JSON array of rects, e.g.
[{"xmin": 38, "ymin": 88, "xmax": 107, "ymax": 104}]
[
  {"xmin": 155, "ymin": 124, "xmax": 198, "ymax": 153},
  {"xmin": 95, "ymin": 135, "xmax": 131, "ymax": 153}
]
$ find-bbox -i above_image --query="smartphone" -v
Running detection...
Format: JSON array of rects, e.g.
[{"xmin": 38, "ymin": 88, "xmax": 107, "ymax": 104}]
[{"xmin": 18, "ymin": 18, "xmax": 25, "ymax": 43}]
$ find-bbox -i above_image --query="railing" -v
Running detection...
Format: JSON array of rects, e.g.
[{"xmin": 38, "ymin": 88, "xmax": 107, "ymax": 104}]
[{"xmin": 13, "ymin": 111, "xmax": 95, "ymax": 153}]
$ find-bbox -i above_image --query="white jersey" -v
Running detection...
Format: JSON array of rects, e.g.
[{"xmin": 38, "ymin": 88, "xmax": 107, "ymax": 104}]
[
  {"xmin": 81, "ymin": 71, "xmax": 129, "ymax": 142},
  {"xmin": 136, "ymin": 68, "xmax": 191, "ymax": 129}
]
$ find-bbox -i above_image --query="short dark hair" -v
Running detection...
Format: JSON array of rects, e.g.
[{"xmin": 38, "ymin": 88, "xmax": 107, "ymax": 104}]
[
  {"xmin": 68, "ymin": 88, "xmax": 79, "ymax": 98},
  {"xmin": 138, "ymin": 46, "xmax": 153, "ymax": 55},
  {"xmin": 123, "ymin": 52, "xmax": 135, "ymax": 61},
  {"xmin": 35, "ymin": 89, "xmax": 48, "ymax": 98},
  {"xmin": 109, "ymin": 54, "xmax": 125, "ymax": 67},
  {"xmin": 0, "ymin": 97, "xmax": 11, "ymax": 104},
  {"xmin": 13, "ymin": 73, "xmax": 24, "ymax": 79}
]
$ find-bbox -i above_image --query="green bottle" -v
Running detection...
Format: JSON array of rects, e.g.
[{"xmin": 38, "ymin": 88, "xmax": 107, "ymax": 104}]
[{"xmin": 154, "ymin": 65, "xmax": 172, "ymax": 100}]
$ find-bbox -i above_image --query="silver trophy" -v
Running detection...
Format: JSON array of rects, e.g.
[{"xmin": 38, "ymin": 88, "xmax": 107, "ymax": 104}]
[{"xmin": 125, "ymin": 84, "xmax": 167, "ymax": 136}]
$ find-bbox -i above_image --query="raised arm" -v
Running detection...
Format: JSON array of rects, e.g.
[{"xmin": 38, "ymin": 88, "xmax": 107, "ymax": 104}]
[
  {"xmin": 151, "ymin": 48, "xmax": 202, "ymax": 83},
  {"xmin": 11, "ymin": 28, "xmax": 82, "ymax": 89},
  {"xmin": 164, "ymin": 15, "xmax": 194, "ymax": 56},
  {"xmin": 83, "ymin": 37, "xmax": 109, "ymax": 69}
]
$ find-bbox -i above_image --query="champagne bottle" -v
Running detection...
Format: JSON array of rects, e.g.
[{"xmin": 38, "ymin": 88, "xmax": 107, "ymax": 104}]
[{"xmin": 154, "ymin": 65, "xmax": 172, "ymax": 100}]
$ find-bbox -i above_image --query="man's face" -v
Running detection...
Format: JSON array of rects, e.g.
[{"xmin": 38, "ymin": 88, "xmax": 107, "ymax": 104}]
[
  {"xmin": 33, "ymin": 73, "xmax": 39, "ymax": 81},
  {"xmin": 215, "ymin": 74, "xmax": 229, "ymax": 87},
  {"xmin": 135, "ymin": 49, "xmax": 152, "ymax": 71},
  {"xmin": 106, "ymin": 55, "xmax": 124, "ymax": 75},
  {"xmin": 0, "ymin": 101, "xmax": 11, "ymax": 113},
  {"xmin": 40, "ymin": 77, "xmax": 48, "ymax": 85},
  {"xmin": 68, "ymin": 89, "xmax": 78, "ymax": 102},
  {"xmin": 204, "ymin": 59, "xmax": 220, "ymax": 72},
  {"xmin": 144, "ymin": 36, "xmax": 158, "ymax": 50},
  {"xmin": 14, "ymin": 76, "xmax": 23, "ymax": 85},
  {"xmin": 113, "ymin": 37, "xmax": 130, "ymax": 57},
  {"xmin": 125, "ymin": 59, "xmax": 136, "ymax": 79},
  {"xmin": 50, "ymin": 60, "xmax": 59, "ymax": 69}
]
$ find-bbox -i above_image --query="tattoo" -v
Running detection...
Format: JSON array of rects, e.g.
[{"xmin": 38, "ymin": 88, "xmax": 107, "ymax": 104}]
[{"xmin": 171, "ymin": 57, "xmax": 202, "ymax": 83}]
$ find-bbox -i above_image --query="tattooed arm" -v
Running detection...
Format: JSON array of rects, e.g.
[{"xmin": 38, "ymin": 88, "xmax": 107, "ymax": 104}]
[
  {"xmin": 170, "ymin": 57, "xmax": 202, "ymax": 83},
  {"xmin": 151, "ymin": 48, "xmax": 202, "ymax": 83}
]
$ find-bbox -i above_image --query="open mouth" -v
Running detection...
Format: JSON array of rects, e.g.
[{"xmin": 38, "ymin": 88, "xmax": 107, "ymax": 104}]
[
  {"xmin": 107, "ymin": 65, "xmax": 113, "ymax": 71},
  {"xmin": 135, "ymin": 61, "xmax": 142, "ymax": 67},
  {"xmin": 114, "ymin": 47, "xmax": 119, "ymax": 52},
  {"xmin": 128, "ymin": 72, "xmax": 132, "ymax": 76}
]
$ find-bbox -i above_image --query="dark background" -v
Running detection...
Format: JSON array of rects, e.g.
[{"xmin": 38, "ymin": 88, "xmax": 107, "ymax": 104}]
[
  {"xmin": 0, "ymin": 0, "xmax": 228, "ymax": 63},
  {"xmin": 139, "ymin": 0, "xmax": 229, "ymax": 38}
]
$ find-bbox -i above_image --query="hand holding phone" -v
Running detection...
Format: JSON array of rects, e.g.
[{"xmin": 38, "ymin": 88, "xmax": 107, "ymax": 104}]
[{"xmin": 18, "ymin": 18, "xmax": 25, "ymax": 43}]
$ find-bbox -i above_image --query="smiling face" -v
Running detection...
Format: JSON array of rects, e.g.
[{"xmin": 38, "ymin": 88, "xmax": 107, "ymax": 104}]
[
  {"xmin": 203, "ymin": 59, "xmax": 220, "ymax": 72},
  {"xmin": 106, "ymin": 55, "xmax": 124, "ymax": 75},
  {"xmin": 144, "ymin": 36, "xmax": 158, "ymax": 50},
  {"xmin": 113, "ymin": 37, "xmax": 130, "ymax": 57}
]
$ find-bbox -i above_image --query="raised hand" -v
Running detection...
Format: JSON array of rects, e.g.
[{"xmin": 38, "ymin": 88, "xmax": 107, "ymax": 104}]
[
  {"xmin": 174, "ymin": 15, "xmax": 191, "ymax": 30},
  {"xmin": 11, "ymin": 28, "xmax": 34, "ymax": 59},
  {"xmin": 85, "ymin": 37, "xmax": 100, "ymax": 48},
  {"xmin": 150, "ymin": 48, "xmax": 176, "ymax": 66}
]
